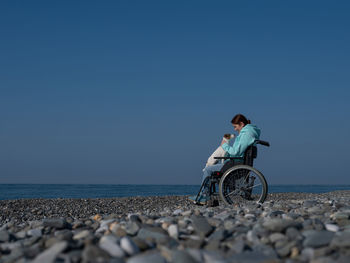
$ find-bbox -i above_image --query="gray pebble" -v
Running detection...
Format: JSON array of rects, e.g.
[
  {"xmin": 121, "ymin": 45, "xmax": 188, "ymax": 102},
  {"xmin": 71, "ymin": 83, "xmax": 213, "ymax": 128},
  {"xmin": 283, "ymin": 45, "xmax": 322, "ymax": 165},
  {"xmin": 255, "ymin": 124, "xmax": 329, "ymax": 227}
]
[
  {"xmin": 73, "ymin": 230, "xmax": 91, "ymax": 240},
  {"xmin": 82, "ymin": 244, "xmax": 111, "ymax": 263},
  {"xmin": 23, "ymin": 243, "xmax": 42, "ymax": 259},
  {"xmin": 276, "ymin": 241, "xmax": 295, "ymax": 257},
  {"xmin": 262, "ymin": 218, "xmax": 294, "ymax": 232},
  {"xmin": 0, "ymin": 230, "xmax": 10, "ymax": 242},
  {"xmin": 120, "ymin": 236, "xmax": 140, "ymax": 256},
  {"xmin": 0, "ymin": 247, "xmax": 24, "ymax": 263},
  {"xmin": 191, "ymin": 216, "xmax": 214, "ymax": 237},
  {"xmin": 125, "ymin": 221, "xmax": 140, "ymax": 236},
  {"xmin": 127, "ymin": 251, "xmax": 166, "ymax": 263},
  {"xmin": 99, "ymin": 235, "xmax": 125, "ymax": 257},
  {"xmin": 228, "ymin": 250, "xmax": 277, "ymax": 263},
  {"xmin": 225, "ymin": 235, "xmax": 246, "ymax": 254},
  {"xmin": 208, "ymin": 229, "xmax": 227, "ymax": 242},
  {"xmin": 27, "ymin": 228, "xmax": 42, "ymax": 237},
  {"xmin": 286, "ymin": 227, "xmax": 302, "ymax": 240},
  {"xmin": 223, "ymin": 220, "xmax": 235, "ymax": 231},
  {"xmin": 32, "ymin": 241, "xmax": 68, "ymax": 263},
  {"xmin": 185, "ymin": 248, "xmax": 203, "ymax": 262},
  {"xmin": 14, "ymin": 230, "xmax": 27, "ymax": 239},
  {"xmin": 182, "ymin": 210, "xmax": 193, "ymax": 217},
  {"xmin": 171, "ymin": 250, "xmax": 197, "ymax": 263},
  {"xmin": 203, "ymin": 250, "xmax": 227, "ymax": 263},
  {"xmin": 269, "ymin": 232, "xmax": 287, "ymax": 243},
  {"xmin": 129, "ymin": 214, "xmax": 142, "ymax": 224},
  {"xmin": 137, "ymin": 226, "xmax": 168, "ymax": 242},
  {"xmin": 303, "ymin": 230, "xmax": 334, "ymax": 248},
  {"xmin": 54, "ymin": 229, "xmax": 73, "ymax": 241},
  {"xmin": 330, "ymin": 231, "xmax": 350, "ymax": 248},
  {"xmin": 269, "ymin": 210, "xmax": 285, "ymax": 217},
  {"xmin": 1, "ymin": 240, "xmax": 23, "ymax": 250}
]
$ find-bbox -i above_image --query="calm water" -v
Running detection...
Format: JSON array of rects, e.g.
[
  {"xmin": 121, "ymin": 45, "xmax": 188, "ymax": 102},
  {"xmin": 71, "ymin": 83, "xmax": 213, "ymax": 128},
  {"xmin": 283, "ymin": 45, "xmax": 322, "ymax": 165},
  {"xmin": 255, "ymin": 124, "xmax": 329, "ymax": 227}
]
[{"xmin": 0, "ymin": 184, "xmax": 350, "ymax": 200}]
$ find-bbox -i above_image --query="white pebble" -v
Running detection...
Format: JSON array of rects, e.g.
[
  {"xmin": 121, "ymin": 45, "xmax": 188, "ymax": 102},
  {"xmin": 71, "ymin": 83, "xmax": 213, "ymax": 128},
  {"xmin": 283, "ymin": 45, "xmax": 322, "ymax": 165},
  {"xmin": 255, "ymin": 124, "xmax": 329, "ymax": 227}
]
[
  {"xmin": 73, "ymin": 230, "xmax": 90, "ymax": 240},
  {"xmin": 325, "ymin": 224, "xmax": 339, "ymax": 232},
  {"xmin": 120, "ymin": 236, "xmax": 139, "ymax": 256},
  {"xmin": 32, "ymin": 241, "xmax": 68, "ymax": 263},
  {"xmin": 99, "ymin": 235, "xmax": 125, "ymax": 257},
  {"xmin": 168, "ymin": 224, "xmax": 179, "ymax": 239},
  {"xmin": 173, "ymin": 209, "xmax": 183, "ymax": 216}
]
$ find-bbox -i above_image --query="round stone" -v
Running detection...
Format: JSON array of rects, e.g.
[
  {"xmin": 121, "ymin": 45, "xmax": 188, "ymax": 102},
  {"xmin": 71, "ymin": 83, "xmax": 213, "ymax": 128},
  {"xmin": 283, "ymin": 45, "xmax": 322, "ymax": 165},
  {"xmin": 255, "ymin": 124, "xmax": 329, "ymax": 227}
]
[
  {"xmin": 73, "ymin": 230, "xmax": 91, "ymax": 240},
  {"xmin": 120, "ymin": 236, "xmax": 140, "ymax": 256},
  {"xmin": 168, "ymin": 224, "xmax": 179, "ymax": 239},
  {"xmin": 99, "ymin": 235, "xmax": 125, "ymax": 258},
  {"xmin": 303, "ymin": 231, "xmax": 334, "ymax": 248},
  {"xmin": 325, "ymin": 224, "xmax": 339, "ymax": 232}
]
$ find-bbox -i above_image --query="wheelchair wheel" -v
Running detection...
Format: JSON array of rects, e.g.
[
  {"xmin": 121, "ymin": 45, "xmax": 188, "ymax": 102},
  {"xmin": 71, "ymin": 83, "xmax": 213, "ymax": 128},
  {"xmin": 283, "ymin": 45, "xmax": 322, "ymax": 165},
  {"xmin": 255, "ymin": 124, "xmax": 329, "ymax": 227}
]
[{"xmin": 219, "ymin": 165, "xmax": 268, "ymax": 205}]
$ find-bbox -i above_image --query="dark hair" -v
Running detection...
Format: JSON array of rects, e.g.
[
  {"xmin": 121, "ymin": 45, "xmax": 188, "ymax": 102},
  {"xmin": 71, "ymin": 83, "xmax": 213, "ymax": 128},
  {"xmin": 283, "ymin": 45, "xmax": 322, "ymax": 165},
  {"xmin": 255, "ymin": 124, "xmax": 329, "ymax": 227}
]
[{"xmin": 231, "ymin": 114, "xmax": 251, "ymax": 125}]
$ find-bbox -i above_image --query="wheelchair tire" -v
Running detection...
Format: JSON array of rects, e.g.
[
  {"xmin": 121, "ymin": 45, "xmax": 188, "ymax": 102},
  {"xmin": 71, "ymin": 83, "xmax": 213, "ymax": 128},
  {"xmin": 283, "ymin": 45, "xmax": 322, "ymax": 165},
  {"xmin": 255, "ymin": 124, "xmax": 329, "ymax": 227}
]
[{"xmin": 219, "ymin": 165, "xmax": 268, "ymax": 205}]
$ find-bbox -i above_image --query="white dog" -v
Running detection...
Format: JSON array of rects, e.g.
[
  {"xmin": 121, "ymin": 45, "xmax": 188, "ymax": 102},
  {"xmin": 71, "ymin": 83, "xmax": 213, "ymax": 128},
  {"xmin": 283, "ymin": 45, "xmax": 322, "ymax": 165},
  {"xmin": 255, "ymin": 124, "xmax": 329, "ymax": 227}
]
[{"xmin": 204, "ymin": 134, "xmax": 235, "ymax": 168}]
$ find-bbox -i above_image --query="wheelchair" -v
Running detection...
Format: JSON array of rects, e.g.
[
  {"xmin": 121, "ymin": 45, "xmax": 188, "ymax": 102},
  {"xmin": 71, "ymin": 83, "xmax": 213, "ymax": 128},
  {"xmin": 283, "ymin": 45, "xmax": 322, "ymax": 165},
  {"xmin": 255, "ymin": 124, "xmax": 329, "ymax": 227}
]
[{"xmin": 193, "ymin": 139, "xmax": 270, "ymax": 206}]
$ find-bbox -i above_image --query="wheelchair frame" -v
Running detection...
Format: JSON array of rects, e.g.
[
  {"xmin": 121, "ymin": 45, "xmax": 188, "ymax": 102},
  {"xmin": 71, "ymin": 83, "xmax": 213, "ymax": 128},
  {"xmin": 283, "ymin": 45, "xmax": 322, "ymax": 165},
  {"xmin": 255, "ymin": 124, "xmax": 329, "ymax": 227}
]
[{"xmin": 194, "ymin": 139, "xmax": 270, "ymax": 206}]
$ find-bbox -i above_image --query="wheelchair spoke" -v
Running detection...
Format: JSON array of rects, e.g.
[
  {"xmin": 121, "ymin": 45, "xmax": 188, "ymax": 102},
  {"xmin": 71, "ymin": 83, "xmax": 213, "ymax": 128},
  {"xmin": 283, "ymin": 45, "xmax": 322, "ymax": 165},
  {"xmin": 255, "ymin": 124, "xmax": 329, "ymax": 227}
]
[
  {"xmin": 245, "ymin": 183, "xmax": 262, "ymax": 190},
  {"xmin": 225, "ymin": 190, "xmax": 239, "ymax": 198},
  {"xmin": 243, "ymin": 172, "xmax": 251, "ymax": 182}
]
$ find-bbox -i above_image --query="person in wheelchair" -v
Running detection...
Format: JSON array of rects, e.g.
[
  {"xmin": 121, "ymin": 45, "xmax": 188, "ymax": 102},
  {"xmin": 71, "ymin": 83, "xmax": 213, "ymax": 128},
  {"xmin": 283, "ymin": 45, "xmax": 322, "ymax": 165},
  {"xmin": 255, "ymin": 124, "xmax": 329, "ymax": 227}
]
[{"xmin": 189, "ymin": 114, "xmax": 261, "ymax": 204}]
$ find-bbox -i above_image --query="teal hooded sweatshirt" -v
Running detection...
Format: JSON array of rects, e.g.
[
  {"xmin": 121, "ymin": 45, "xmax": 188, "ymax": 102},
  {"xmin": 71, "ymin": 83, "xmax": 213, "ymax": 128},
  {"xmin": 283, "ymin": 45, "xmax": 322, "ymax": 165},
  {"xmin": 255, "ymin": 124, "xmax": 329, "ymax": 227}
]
[{"xmin": 221, "ymin": 124, "xmax": 261, "ymax": 160}]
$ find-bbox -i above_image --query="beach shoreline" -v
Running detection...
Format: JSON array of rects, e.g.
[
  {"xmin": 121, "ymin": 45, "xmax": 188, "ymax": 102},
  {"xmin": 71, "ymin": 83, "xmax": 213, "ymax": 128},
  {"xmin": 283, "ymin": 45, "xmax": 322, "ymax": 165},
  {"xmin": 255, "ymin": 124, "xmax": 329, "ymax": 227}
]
[{"xmin": 1, "ymin": 191, "xmax": 350, "ymax": 262}]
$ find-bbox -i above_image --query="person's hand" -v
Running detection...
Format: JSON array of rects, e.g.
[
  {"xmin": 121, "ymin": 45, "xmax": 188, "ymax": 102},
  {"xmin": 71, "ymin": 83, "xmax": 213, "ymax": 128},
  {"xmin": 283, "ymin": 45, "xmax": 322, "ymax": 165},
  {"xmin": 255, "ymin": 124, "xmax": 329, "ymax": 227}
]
[{"xmin": 220, "ymin": 139, "xmax": 227, "ymax": 145}]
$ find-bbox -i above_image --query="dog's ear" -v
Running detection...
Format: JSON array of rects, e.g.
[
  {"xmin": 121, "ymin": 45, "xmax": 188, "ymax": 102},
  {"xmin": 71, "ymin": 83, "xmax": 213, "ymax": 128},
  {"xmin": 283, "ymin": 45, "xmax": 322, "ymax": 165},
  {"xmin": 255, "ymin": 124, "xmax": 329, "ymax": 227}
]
[{"xmin": 223, "ymin": 133, "xmax": 231, "ymax": 139}]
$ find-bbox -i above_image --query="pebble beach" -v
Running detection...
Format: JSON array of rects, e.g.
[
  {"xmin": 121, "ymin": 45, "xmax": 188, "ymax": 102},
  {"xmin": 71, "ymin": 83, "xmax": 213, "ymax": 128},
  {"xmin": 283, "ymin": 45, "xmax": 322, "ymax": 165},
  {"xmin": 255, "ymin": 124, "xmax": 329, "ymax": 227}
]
[{"xmin": 1, "ymin": 191, "xmax": 350, "ymax": 263}]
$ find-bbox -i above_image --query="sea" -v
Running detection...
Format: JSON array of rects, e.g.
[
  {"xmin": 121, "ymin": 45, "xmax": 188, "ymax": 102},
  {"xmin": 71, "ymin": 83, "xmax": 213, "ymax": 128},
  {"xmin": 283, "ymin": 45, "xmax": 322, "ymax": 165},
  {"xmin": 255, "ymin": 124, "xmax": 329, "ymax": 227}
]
[{"xmin": 0, "ymin": 184, "xmax": 350, "ymax": 200}]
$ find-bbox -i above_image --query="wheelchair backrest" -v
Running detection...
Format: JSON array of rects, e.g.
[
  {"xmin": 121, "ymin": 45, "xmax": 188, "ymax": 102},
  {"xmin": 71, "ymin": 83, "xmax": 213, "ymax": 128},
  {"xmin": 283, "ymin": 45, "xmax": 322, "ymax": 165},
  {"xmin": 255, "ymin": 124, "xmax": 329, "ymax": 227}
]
[{"xmin": 244, "ymin": 145, "xmax": 257, "ymax": 166}]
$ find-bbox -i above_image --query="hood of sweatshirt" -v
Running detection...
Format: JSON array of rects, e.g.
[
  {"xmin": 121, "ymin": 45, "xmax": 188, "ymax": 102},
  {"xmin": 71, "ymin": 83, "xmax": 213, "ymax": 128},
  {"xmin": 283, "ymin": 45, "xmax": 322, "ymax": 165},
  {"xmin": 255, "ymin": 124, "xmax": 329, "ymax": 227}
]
[{"xmin": 240, "ymin": 124, "xmax": 261, "ymax": 140}]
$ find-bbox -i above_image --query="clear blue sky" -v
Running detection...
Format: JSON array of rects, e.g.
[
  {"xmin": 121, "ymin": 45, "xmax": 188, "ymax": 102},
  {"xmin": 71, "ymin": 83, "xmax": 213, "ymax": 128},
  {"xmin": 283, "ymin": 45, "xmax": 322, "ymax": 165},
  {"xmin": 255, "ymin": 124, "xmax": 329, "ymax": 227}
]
[{"xmin": 1, "ymin": 0, "xmax": 349, "ymax": 184}]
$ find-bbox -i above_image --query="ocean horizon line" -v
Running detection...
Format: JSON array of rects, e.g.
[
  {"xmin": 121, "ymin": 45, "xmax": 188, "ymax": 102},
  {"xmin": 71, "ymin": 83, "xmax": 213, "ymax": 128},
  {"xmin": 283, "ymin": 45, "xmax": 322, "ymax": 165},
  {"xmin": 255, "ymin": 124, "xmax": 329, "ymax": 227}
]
[{"xmin": 1, "ymin": 184, "xmax": 350, "ymax": 201}]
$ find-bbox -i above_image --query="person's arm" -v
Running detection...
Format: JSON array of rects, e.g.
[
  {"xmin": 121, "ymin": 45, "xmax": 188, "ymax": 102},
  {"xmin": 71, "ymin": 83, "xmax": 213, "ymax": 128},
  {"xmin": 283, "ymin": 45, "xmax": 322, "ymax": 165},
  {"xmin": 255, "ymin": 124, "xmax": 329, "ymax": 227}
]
[
  {"xmin": 221, "ymin": 141, "xmax": 243, "ymax": 157},
  {"xmin": 221, "ymin": 131, "xmax": 255, "ymax": 157}
]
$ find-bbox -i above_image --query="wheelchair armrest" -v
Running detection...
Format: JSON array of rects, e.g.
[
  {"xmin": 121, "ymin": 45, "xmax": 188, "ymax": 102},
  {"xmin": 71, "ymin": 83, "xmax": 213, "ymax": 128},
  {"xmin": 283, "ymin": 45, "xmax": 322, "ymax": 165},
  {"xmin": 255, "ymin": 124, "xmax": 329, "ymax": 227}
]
[
  {"xmin": 255, "ymin": 140, "xmax": 270, "ymax": 147},
  {"xmin": 214, "ymin": 157, "xmax": 244, "ymax": 160}
]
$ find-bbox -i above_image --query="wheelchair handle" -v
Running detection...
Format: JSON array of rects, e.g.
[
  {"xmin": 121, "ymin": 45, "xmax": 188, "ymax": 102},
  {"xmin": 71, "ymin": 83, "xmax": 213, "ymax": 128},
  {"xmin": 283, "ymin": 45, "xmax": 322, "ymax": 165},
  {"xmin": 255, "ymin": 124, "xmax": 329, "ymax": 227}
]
[{"xmin": 255, "ymin": 140, "xmax": 270, "ymax": 147}]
